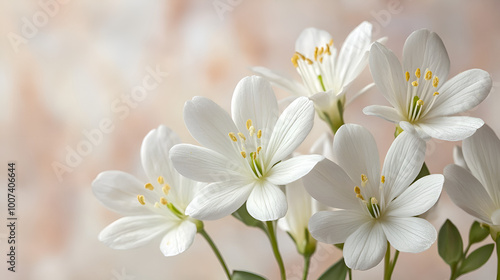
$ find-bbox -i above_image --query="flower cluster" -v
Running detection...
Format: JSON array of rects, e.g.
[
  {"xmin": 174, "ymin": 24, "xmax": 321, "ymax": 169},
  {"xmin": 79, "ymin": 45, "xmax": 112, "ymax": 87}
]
[{"xmin": 93, "ymin": 23, "xmax": 496, "ymax": 279}]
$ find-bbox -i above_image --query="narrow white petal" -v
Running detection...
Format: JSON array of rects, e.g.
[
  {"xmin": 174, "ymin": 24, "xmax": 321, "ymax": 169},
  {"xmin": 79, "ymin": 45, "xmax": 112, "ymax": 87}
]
[
  {"xmin": 266, "ymin": 154, "xmax": 323, "ymax": 185},
  {"xmin": 310, "ymin": 132, "xmax": 334, "ymax": 160},
  {"xmin": 419, "ymin": 116, "xmax": 484, "ymax": 141},
  {"xmin": 185, "ymin": 180, "xmax": 253, "ymax": 220},
  {"xmin": 266, "ymin": 97, "xmax": 315, "ymax": 165},
  {"xmin": 444, "ymin": 164, "xmax": 495, "ymax": 224},
  {"xmin": 92, "ymin": 171, "xmax": 152, "ymax": 216},
  {"xmin": 344, "ymin": 221, "xmax": 387, "ymax": 270},
  {"xmin": 381, "ymin": 131, "xmax": 426, "ymax": 202},
  {"xmin": 463, "ymin": 124, "xmax": 500, "ymax": 205},
  {"xmin": 426, "ymin": 69, "xmax": 492, "ymax": 118},
  {"xmin": 387, "ymin": 175, "xmax": 443, "ymax": 217},
  {"xmin": 399, "ymin": 121, "xmax": 431, "ymax": 141},
  {"xmin": 402, "ymin": 29, "xmax": 450, "ymax": 81},
  {"xmin": 279, "ymin": 179, "xmax": 312, "ymax": 242},
  {"xmin": 453, "ymin": 146, "xmax": 469, "ymax": 170},
  {"xmin": 382, "ymin": 217, "xmax": 437, "ymax": 253},
  {"xmin": 309, "ymin": 90, "xmax": 336, "ymax": 114},
  {"xmin": 251, "ymin": 66, "xmax": 309, "ymax": 96},
  {"xmin": 98, "ymin": 215, "xmax": 172, "ymax": 250},
  {"xmin": 184, "ymin": 96, "xmax": 239, "ymax": 159},
  {"xmin": 159, "ymin": 220, "xmax": 197, "ymax": 256},
  {"xmin": 363, "ymin": 105, "xmax": 403, "ymax": 123},
  {"xmin": 170, "ymin": 144, "xmax": 242, "ymax": 182},
  {"xmin": 247, "ymin": 181, "xmax": 287, "ymax": 221},
  {"xmin": 302, "ymin": 159, "xmax": 358, "ymax": 210},
  {"xmin": 309, "ymin": 210, "xmax": 368, "ymax": 245},
  {"xmin": 295, "ymin": 27, "xmax": 333, "ymax": 59}
]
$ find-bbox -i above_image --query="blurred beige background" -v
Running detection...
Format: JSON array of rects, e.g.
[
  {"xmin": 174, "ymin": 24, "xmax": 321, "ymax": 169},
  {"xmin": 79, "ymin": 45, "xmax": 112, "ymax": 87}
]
[{"xmin": 1, "ymin": 0, "xmax": 500, "ymax": 279}]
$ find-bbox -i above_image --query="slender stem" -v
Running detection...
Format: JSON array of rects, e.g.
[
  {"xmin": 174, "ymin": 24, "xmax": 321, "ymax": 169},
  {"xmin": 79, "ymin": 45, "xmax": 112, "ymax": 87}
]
[
  {"xmin": 387, "ymin": 250, "xmax": 400, "ymax": 279},
  {"xmin": 348, "ymin": 268, "xmax": 352, "ymax": 280},
  {"xmin": 302, "ymin": 255, "xmax": 311, "ymax": 280},
  {"xmin": 266, "ymin": 221, "xmax": 286, "ymax": 280},
  {"xmin": 496, "ymin": 240, "xmax": 500, "ymax": 280},
  {"xmin": 384, "ymin": 243, "xmax": 391, "ymax": 280},
  {"xmin": 200, "ymin": 229, "xmax": 232, "ymax": 280}
]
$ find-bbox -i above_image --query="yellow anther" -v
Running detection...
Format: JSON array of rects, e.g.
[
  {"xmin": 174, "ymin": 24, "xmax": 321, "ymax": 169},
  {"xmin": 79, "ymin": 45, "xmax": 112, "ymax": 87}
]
[
  {"xmin": 381, "ymin": 176, "xmax": 385, "ymax": 183},
  {"xmin": 154, "ymin": 202, "xmax": 160, "ymax": 208},
  {"xmin": 306, "ymin": 58, "xmax": 313, "ymax": 65},
  {"xmin": 314, "ymin": 47, "xmax": 318, "ymax": 61},
  {"xmin": 160, "ymin": 197, "xmax": 168, "ymax": 205},
  {"xmin": 433, "ymin": 76, "xmax": 439, "ymax": 87},
  {"xmin": 354, "ymin": 186, "xmax": 361, "ymax": 195},
  {"xmin": 405, "ymin": 71, "xmax": 410, "ymax": 82},
  {"xmin": 241, "ymin": 151, "xmax": 247, "ymax": 158},
  {"xmin": 249, "ymin": 126, "xmax": 255, "ymax": 137},
  {"xmin": 145, "ymin": 183, "xmax": 154, "ymax": 191},
  {"xmin": 356, "ymin": 194, "xmax": 365, "ymax": 200},
  {"xmin": 433, "ymin": 91, "xmax": 439, "ymax": 96},
  {"xmin": 257, "ymin": 146, "xmax": 262, "ymax": 154},
  {"xmin": 253, "ymin": 153, "xmax": 257, "ymax": 160},
  {"xmin": 415, "ymin": 68, "xmax": 421, "ymax": 78},
  {"xmin": 257, "ymin": 130, "xmax": 262, "ymax": 139},
  {"xmin": 291, "ymin": 55, "xmax": 299, "ymax": 68},
  {"xmin": 417, "ymin": 99, "xmax": 424, "ymax": 106},
  {"xmin": 246, "ymin": 119, "xmax": 253, "ymax": 130},
  {"xmin": 162, "ymin": 184, "xmax": 170, "ymax": 195},
  {"xmin": 137, "ymin": 195, "xmax": 146, "ymax": 205},
  {"xmin": 329, "ymin": 39, "xmax": 334, "ymax": 46},
  {"xmin": 229, "ymin": 132, "xmax": 238, "ymax": 142},
  {"xmin": 412, "ymin": 81, "xmax": 419, "ymax": 87},
  {"xmin": 296, "ymin": 52, "xmax": 305, "ymax": 60},
  {"xmin": 157, "ymin": 176, "xmax": 164, "ymax": 185},
  {"xmin": 371, "ymin": 197, "xmax": 379, "ymax": 205},
  {"xmin": 361, "ymin": 174, "xmax": 368, "ymax": 183},
  {"xmin": 325, "ymin": 44, "xmax": 331, "ymax": 55},
  {"xmin": 238, "ymin": 132, "xmax": 246, "ymax": 141},
  {"xmin": 425, "ymin": 70, "xmax": 432, "ymax": 80},
  {"xmin": 319, "ymin": 47, "xmax": 324, "ymax": 56}
]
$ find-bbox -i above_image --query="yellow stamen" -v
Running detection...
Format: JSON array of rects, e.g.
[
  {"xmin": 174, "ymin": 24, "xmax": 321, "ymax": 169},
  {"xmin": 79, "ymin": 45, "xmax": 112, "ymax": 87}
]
[
  {"xmin": 417, "ymin": 99, "xmax": 424, "ymax": 106},
  {"xmin": 314, "ymin": 47, "xmax": 318, "ymax": 61},
  {"xmin": 319, "ymin": 47, "xmax": 324, "ymax": 56},
  {"xmin": 329, "ymin": 39, "xmax": 334, "ymax": 46},
  {"xmin": 160, "ymin": 197, "xmax": 168, "ymax": 205},
  {"xmin": 325, "ymin": 44, "xmax": 331, "ymax": 55},
  {"xmin": 412, "ymin": 81, "xmax": 419, "ymax": 87},
  {"xmin": 154, "ymin": 202, "xmax": 160, "ymax": 208},
  {"xmin": 415, "ymin": 68, "xmax": 421, "ymax": 78},
  {"xmin": 306, "ymin": 58, "xmax": 313, "ymax": 65},
  {"xmin": 249, "ymin": 126, "xmax": 255, "ymax": 137},
  {"xmin": 354, "ymin": 186, "xmax": 361, "ymax": 195},
  {"xmin": 433, "ymin": 76, "xmax": 439, "ymax": 87},
  {"xmin": 356, "ymin": 194, "xmax": 365, "ymax": 200},
  {"xmin": 253, "ymin": 153, "xmax": 257, "ymax": 160},
  {"xmin": 137, "ymin": 195, "xmax": 145, "ymax": 205},
  {"xmin": 246, "ymin": 119, "xmax": 253, "ymax": 130},
  {"xmin": 381, "ymin": 176, "xmax": 385, "ymax": 183},
  {"xmin": 405, "ymin": 71, "xmax": 410, "ymax": 82},
  {"xmin": 425, "ymin": 70, "xmax": 432, "ymax": 80},
  {"xmin": 291, "ymin": 54, "xmax": 299, "ymax": 68},
  {"xmin": 371, "ymin": 197, "xmax": 378, "ymax": 205},
  {"xmin": 229, "ymin": 132, "xmax": 238, "ymax": 142},
  {"xmin": 433, "ymin": 91, "xmax": 439, "ymax": 96},
  {"xmin": 257, "ymin": 130, "xmax": 262, "ymax": 139},
  {"xmin": 162, "ymin": 184, "xmax": 170, "ymax": 195},
  {"xmin": 361, "ymin": 174, "xmax": 368, "ymax": 183},
  {"xmin": 238, "ymin": 132, "xmax": 246, "ymax": 141},
  {"xmin": 296, "ymin": 52, "xmax": 305, "ymax": 60},
  {"xmin": 241, "ymin": 151, "xmax": 247, "ymax": 158},
  {"xmin": 257, "ymin": 146, "xmax": 262, "ymax": 154},
  {"xmin": 157, "ymin": 176, "xmax": 164, "ymax": 185},
  {"xmin": 145, "ymin": 183, "xmax": 154, "ymax": 191}
]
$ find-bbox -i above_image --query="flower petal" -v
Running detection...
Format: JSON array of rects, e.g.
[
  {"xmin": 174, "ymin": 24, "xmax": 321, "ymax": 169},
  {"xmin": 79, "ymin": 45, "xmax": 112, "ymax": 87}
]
[
  {"xmin": 92, "ymin": 171, "xmax": 152, "ymax": 216},
  {"xmin": 310, "ymin": 132, "xmax": 334, "ymax": 160},
  {"xmin": 302, "ymin": 158, "xmax": 359, "ymax": 210},
  {"xmin": 344, "ymin": 221, "xmax": 386, "ymax": 270},
  {"xmin": 185, "ymin": 180, "xmax": 253, "ymax": 220},
  {"xmin": 402, "ymin": 29, "xmax": 450, "ymax": 82},
  {"xmin": 426, "ymin": 69, "xmax": 492, "ymax": 118},
  {"xmin": 381, "ymin": 131, "xmax": 426, "ymax": 202},
  {"xmin": 386, "ymin": 174, "xmax": 443, "ymax": 217},
  {"xmin": 309, "ymin": 210, "xmax": 368, "ymax": 245},
  {"xmin": 98, "ymin": 215, "xmax": 172, "ymax": 249},
  {"xmin": 463, "ymin": 124, "xmax": 500, "ymax": 205},
  {"xmin": 183, "ymin": 96, "xmax": 239, "ymax": 159},
  {"xmin": 266, "ymin": 154, "xmax": 323, "ymax": 185},
  {"xmin": 399, "ymin": 121, "xmax": 431, "ymax": 141},
  {"xmin": 382, "ymin": 217, "xmax": 437, "ymax": 253},
  {"xmin": 295, "ymin": 27, "xmax": 333, "ymax": 59},
  {"xmin": 265, "ymin": 97, "xmax": 315, "ymax": 165},
  {"xmin": 247, "ymin": 181, "xmax": 287, "ymax": 221},
  {"xmin": 363, "ymin": 105, "xmax": 404, "ymax": 123},
  {"xmin": 279, "ymin": 179, "xmax": 312, "ymax": 242},
  {"xmin": 251, "ymin": 66, "xmax": 309, "ymax": 96},
  {"xmin": 159, "ymin": 220, "xmax": 197, "ymax": 256},
  {"xmin": 444, "ymin": 164, "xmax": 495, "ymax": 224},
  {"xmin": 418, "ymin": 116, "xmax": 484, "ymax": 141},
  {"xmin": 453, "ymin": 146, "xmax": 469, "ymax": 170}
]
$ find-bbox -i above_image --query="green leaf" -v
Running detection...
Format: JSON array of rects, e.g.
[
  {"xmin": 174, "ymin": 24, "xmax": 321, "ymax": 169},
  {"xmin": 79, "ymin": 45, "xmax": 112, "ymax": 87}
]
[
  {"xmin": 232, "ymin": 203, "xmax": 266, "ymax": 231},
  {"xmin": 318, "ymin": 258, "xmax": 348, "ymax": 280},
  {"xmin": 232, "ymin": 270, "xmax": 267, "ymax": 280},
  {"xmin": 469, "ymin": 221, "xmax": 490, "ymax": 245},
  {"xmin": 458, "ymin": 244, "xmax": 494, "ymax": 276},
  {"xmin": 334, "ymin": 243, "xmax": 344, "ymax": 250},
  {"xmin": 412, "ymin": 162, "xmax": 430, "ymax": 183},
  {"xmin": 438, "ymin": 219, "xmax": 464, "ymax": 265}
]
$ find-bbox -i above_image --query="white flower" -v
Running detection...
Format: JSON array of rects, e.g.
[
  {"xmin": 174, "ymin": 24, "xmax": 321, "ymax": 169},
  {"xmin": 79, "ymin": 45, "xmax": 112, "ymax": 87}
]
[
  {"xmin": 253, "ymin": 22, "xmax": 383, "ymax": 132},
  {"xmin": 170, "ymin": 76, "xmax": 323, "ymax": 221},
  {"xmin": 445, "ymin": 124, "xmax": 500, "ymax": 236},
  {"xmin": 364, "ymin": 29, "xmax": 492, "ymax": 141},
  {"xmin": 304, "ymin": 124, "xmax": 443, "ymax": 270},
  {"xmin": 92, "ymin": 125, "xmax": 204, "ymax": 256}
]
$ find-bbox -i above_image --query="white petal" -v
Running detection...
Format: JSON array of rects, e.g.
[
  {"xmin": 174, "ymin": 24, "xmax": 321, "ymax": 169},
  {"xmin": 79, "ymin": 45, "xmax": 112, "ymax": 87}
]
[
  {"xmin": 251, "ymin": 66, "xmax": 309, "ymax": 96},
  {"xmin": 381, "ymin": 131, "xmax": 426, "ymax": 202},
  {"xmin": 453, "ymin": 146, "xmax": 469, "ymax": 170},
  {"xmin": 159, "ymin": 220, "xmax": 197, "ymax": 256},
  {"xmin": 302, "ymin": 158, "xmax": 358, "ymax": 210},
  {"xmin": 344, "ymin": 221, "xmax": 387, "ymax": 270},
  {"xmin": 309, "ymin": 90, "xmax": 336, "ymax": 114},
  {"xmin": 183, "ymin": 96, "xmax": 239, "ymax": 159},
  {"xmin": 426, "ymin": 69, "xmax": 492, "ymax": 118},
  {"xmin": 363, "ymin": 105, "xmax": 403, "ymax": 123},
  {"xmin": 386, "ymin": 174, "xmax": 443, "ymax": 217},
  {"xmin": 399, "ymin": 121, "xmax": 431, "ymax": 141},
  {"xmin": 231, "ymin": 76, "xmax": 279, "ymax": 139},
  {"xmin": 98, "ymin": 215, "xmax": 172, "ymax": 250},
  {"xmin": 247, "ymin": 181, "xmax": 287, "ymax": 221},
  {"xmin": 92, "ymin": 171, "xmax": 152, "ymax": 216},
  {"xmin": 369, "ymin": 42, "xmax": 405, "ymax": 110},
  {"xmin": 185, "ymin": 180, "xmax": 254, "ymax": 220},
  {"xmin": 382, "ymin": 217, "xmax": 436, "ymax": 253},
  {"xmin": 265, "ymin": 97, "xmax": 315, "ymax": 165},
  {"xmin": 402, "ymin": 29, "xmax": 450, "ymax": 82},
  {"xmin": 170, "ymin": 144, "xmax": 243, "ymax": 182},
  {"xmin": 334, "ymin": 124, "xmax": 381, "ymax": 195},
  {"xmin": 295, "ymin": 27, "xmax": 333, "ymax": 59},
  {"xmin": 418, "ymin": 116, "xmax": 484, "ymax": 141},
  {"xmin": 310, "ymin": 132, "xmax": 334, "ymax": 160},
  {"xmin": 279, "ymin": 179, "xmax": 312, "ymax": 241},
  {"xmin": 463, "ymin": 124, "xmax": 500, "ymax": 205},
  {"xmin": 309, "ymin": 210, "xmax": 368, "ymax": 245},
  {"xmin": 266, "ymin": 154, "xmax": 323, "ymax": 185},
  {"xmin": 444, "ymin": 164, "xmax": 495, "ymax": 224}
]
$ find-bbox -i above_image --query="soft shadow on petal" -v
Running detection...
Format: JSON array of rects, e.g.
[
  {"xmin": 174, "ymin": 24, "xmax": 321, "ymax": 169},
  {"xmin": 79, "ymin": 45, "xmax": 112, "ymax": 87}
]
[
  {"xmin": 363, "ymin": 105, "xmax": 403, "ymax": 123},
  {"xmin": 247, "ymin": 181, "xmax": 287, "ymax": 221},
  {"xmin": 309, "ymin": 210, "xmax": 367, "ymax": 245},
  {"xmin": 266, "ymin": 154, "xmax": 323, "ymax": 185},
  {"xmin": 344, "ymin": 221, "xmax": 386, "ymax": 270},
  {"xmin": 382, "ymin": 216, "xmax": 436, "ymax": 253},
  {"xmin": 159, "ymin": 220, "xmax": 197, "ymax": 256},
  {"xmin": 418, "ymin": 116, "xmax": 484, "ymax": 141}
]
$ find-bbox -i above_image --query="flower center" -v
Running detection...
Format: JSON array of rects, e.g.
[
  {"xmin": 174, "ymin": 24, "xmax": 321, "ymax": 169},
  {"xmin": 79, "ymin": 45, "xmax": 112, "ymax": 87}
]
[
  {"xmin": 228, "ymin": 119, "xmax": 266, "ymax": 178},
  {"xmin": 136, "ymin": 176, "xmax": 185, "ymax": 219},
  {"xmin": 353, "ymin": 174, "xmax": 385, "ymax": 219},
  {"xmin": 404, "ymin": 68, "xmax": 440, "ymax": 122}
]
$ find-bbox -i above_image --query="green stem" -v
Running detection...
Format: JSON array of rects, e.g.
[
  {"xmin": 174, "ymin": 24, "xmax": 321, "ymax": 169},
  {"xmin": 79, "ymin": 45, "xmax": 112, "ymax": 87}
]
[
  {"xmin": 200, "ymin": 229, "xmax": 232, "ymax": 280},
  {"xmin": 496, "ymin": 240, "xmax": 500, "ymax": 280},
  {"xmin": 348, "ymin": 268, "xmax": 352, "ymax": 280},
  {"xmin": 387, "ymin": 250, "xmax": 400, "ymax": 279},
  {"xmin": 302, "ymin": 255, "xmax": 311, "ymax": 280},
  {"xmin": 384, "ymin": 243, "xmax": 391, "ymax": 280},
  {"xmin": 266, "ymin": 221, "xmax": 286, "ymax": 280}
]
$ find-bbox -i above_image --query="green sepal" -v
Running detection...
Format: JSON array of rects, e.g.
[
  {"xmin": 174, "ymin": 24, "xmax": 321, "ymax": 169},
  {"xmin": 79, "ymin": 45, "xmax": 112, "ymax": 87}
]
[
  {"xmin": 232, "ymin": 270, "xmax": 267, "ymax": 280},
  {"xmin": 438, "ymin": 219, "xmax": 464, "ymax": 265},
  {"xmin": 457, "ymin": 244, "xmax": 494, "ymax": 276},
  {"xmin": 231, "ymin": 203, "xmax": 266, "ymax": 232},
  {"xmin": 318, "ymin": 257, "xmax": 349, "ymax": 280},
  {"xmin": 334, "ymin": 243, "xmax": 344, "ymax": 250},
  {"xmin": 469, "ymin": 221, "xmax": 490, "ymax": 245}
]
